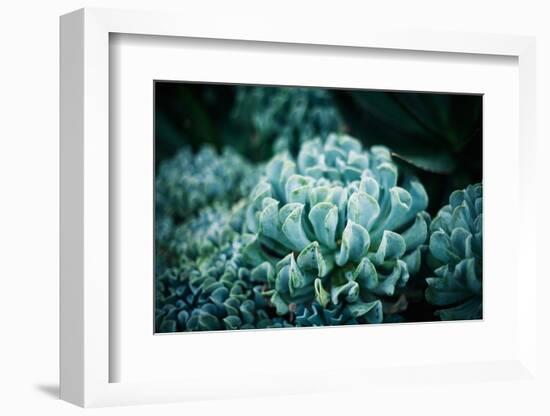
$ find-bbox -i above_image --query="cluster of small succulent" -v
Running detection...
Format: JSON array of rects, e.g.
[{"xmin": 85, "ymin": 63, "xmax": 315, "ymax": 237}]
[
  {"xmin": 156, "ymin": 202, "xmax": 293, "ymax": 332},
  {"xmin": 155, "ymin": 146, "xmax": 292, "ymax": 332},
  {"xmin": 425, "ymin": 183, "xmax": 483, "ymax": 320},
  {"xmin": 155, "ymin": 145, "xmax": 259, "ymax": 222},
  {"xmin": 155, "ymin": 135, "xmax": 483, "ymax": 332},
  {"xmin": 232, "ymin": 86, "xmax": 344, "ymax": 155}
]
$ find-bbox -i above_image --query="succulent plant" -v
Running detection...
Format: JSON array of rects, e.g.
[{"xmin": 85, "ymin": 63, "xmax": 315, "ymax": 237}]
[
  {"xmin": 232, "ymin": 86, "xmax": 344, "ymax": 156},
  {"xmin": 425, "ymin": 183, "xmax": 482, "ymax": 320},
  {"xmin": 156, "ymin": 203, "xmax": 291, "ymax": 332},
  {"xmin": 155, "ymin": 145, "xmax": 259, "ymax": 223},
  {"xmin": 243, "ymin": 134, "xmax": 430, "ymax": 325}
]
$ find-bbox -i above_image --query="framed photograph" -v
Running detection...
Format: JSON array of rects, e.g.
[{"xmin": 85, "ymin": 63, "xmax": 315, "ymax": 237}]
[
  {"xmin": 60, "ymin": 7, "xmax": 538, "ymax": 408},
  {"xmin": 153, "ymin": 82, "xmax": 483, "ymax": 334}
]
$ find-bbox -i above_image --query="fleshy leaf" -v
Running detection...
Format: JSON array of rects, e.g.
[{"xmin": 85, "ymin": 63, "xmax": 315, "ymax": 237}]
[
  {"xmin": 308, "ymin": 202, "xmax": 338, "ymax": 249},
  {"xmin": 400, "ymin": 213, "xmax": 428, "ymax": 250},
  {"xmin": 347, "ymin": 191, "xmax": 380, "ymax": 230},
  {"xmin": 285, "ymin": 174, "xmax": 312, "ymax": 204},
  {"xmin": 331, "ymin": 280, "xmax": 360, "ymax": 304},
  {"xmin": 335, "ymin": 221, "xmax": 370, "ymax": 266},
  {"xmin": 348, "ymin": 300, "xmax": 381, "ymax": 319},
  {"xmin": 371, "ymin": 231, "xmax": 406, "ymax": 265},
  {"xmin": 372, "ymin": 260, "xmax": 409, "ymax": 296},
  {"xmin": 429, "ymin": 230, "xmax": 461, "ymax": 264},
  {"xmin": 314, "ymin": 278, "xmax": 330, "ymax": 308},
  {"xmin": 250, "ymin": 262, "xmax": 274, "ymax": 283},
  {"xmin": 280, "ymin": 203, "xmax": 311, "ymax": 251},
  {"xmin": 353, "ymin": 257, "xmax": 378, "ymax": 290},
  {"xmin": 297, "ymin": 241, "xmax": 331, "ymax": 277}
]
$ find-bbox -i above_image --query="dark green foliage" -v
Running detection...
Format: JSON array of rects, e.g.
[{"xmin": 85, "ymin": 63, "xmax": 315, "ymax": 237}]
[
  {"xmin": 333, "ymin": 91, "xmax": 482, "ymax": 215},
  {"xmin": 339, "ymin": 91, "xmax": 481, "ymax": 172}
]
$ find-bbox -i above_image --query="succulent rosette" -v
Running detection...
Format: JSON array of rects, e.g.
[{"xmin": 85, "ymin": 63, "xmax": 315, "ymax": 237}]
[
  {"xmin": 425, "ymin": 183, "xmax": 482, "ymax": 320},
  {"xmin": 154, "ymin": 144, "xmax": 259, "ymax": 278},
  {"xmin": 156, "ymin": 203, "xmax": 290, "ymax": 332},
  {"xmin": 244, "ymin": 134, "xmax": 430, "ymax": 325},
  {"xmin": 155, "ymin": 145, "xmax": 259, "ymax": 222},
  {"xmin": 232, "ymin": 86, "xmax": 344, "ymax": 155}
]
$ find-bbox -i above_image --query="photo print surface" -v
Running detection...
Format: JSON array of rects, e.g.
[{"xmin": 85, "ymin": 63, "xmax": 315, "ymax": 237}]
[{"xmin": 154, "ymin": 82, "xmax": 483, "ymax": 333}]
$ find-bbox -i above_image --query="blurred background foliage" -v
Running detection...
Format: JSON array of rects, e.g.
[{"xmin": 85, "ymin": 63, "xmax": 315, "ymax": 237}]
[
  {"xmin": 155, "ymin": 82, "xmax": 482, "ymax": 217},
  {"xmin": 155, "ymin": 82, "xmax": 482, "ymax": 324}
]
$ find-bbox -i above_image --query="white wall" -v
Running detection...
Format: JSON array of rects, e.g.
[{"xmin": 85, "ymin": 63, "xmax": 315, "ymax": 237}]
[{"xmin": 0, "ymin": 1, "xmax": 548, "ymax": 414}]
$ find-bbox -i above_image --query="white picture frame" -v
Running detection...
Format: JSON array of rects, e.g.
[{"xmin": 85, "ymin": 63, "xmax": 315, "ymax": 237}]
[{"xmin": 60, "ymin": 7, "xmax": 538, "ymax": 408}]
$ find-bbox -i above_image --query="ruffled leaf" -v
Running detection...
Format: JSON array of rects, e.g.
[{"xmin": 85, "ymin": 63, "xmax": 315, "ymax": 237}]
[
  {"xmin": 348, "ymin": 300, "xmax": 381, "ymax": 319},
  {"xmin": 331, "ymin": 280, "xmax": 360, "ymax": 304},
  {"xmin": 370, "ymin": 231, "xmax": 406, "ymax": 266},
  {"xmin": 280, "ymin": 203, "xmax": 311, "ymax": 251},
  {"xmin": 314, "ymin": 278, "xmax": 330, "ymax": 307},
  {"xmin": 429, "ymin": 230, "xmax": 461, "ymax": 265},
  {"xmin": 335, "ymin": 221, "xmax": 370, "ymax": 266},
  {"xmin": 353, "ymin": 257, "xmax": 378, "ymax": 290},
  {"xmin": 347, "ymin": 191, "xmax": 380, "ymax": 230},
  {"xmin": 308, "ymin": 202, "xmax": 338, "ymax": 249},
  {"xmin": 297, "ymin": 241, "xmax": 332, "ymax": 277}
]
